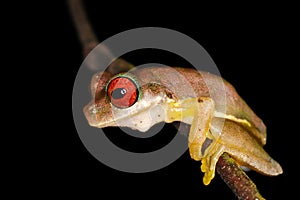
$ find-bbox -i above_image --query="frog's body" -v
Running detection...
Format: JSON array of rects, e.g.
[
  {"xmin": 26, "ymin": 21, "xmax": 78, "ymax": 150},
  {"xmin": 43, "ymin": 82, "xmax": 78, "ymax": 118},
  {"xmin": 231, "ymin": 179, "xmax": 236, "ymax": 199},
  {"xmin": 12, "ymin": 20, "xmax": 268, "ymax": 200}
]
[{"xmin": 84, "ymin": 61, "xmax": 282, "ymax": 185}]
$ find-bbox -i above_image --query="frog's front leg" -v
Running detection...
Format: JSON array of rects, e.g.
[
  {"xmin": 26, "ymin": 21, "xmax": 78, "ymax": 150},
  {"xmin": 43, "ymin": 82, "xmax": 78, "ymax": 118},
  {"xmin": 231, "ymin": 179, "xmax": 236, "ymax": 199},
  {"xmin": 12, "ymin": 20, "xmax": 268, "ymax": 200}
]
[
  {"xmin": 187, "ymin": 97, "xmax": 215, "ymax": 161},
  {"xmin": 166, "ymin": 97, "xmax": 218, "ymax": 185},
  {"xmin": 186, "ymin": 97, "xmax": 225, "ymax": 185}
]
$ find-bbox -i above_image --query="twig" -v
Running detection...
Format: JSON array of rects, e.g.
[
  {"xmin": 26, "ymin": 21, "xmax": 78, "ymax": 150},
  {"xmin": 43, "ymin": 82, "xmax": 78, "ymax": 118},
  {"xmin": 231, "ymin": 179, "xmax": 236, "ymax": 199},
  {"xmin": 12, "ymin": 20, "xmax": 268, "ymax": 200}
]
[
  {"xmin": 67, "ymin": 1, "xmax": 265, "ymax": 199},
  {"xmin": 217, "ymin": 153, "xmax": 265, "ymax": 200},
  {"xmin": 67, "ymin": 0, "xmax": 98, "ymax": 56},
  {"xmin": 67, "ymin": 0, "xmax": 131, "ymax": 73}
]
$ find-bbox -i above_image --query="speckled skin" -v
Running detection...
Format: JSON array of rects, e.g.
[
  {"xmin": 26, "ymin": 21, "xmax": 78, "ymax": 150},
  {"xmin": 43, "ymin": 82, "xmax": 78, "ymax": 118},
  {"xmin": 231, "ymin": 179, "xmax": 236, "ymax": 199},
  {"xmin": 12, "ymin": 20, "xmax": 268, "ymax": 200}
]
[
  {"xmin": 212, "ymin": 118, "xmax": 282, "ymax": 176},
  {"xmin": 132, "ymin": 67, "xmax": 266, "ymax": 144}
]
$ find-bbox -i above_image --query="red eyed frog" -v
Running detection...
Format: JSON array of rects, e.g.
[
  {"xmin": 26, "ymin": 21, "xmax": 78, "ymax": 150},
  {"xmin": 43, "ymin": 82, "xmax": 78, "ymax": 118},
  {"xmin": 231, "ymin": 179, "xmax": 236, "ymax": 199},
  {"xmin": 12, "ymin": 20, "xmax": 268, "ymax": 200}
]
[{"xmin": 84, "ymin": 59, "xmax": 282, "ymax": 185}]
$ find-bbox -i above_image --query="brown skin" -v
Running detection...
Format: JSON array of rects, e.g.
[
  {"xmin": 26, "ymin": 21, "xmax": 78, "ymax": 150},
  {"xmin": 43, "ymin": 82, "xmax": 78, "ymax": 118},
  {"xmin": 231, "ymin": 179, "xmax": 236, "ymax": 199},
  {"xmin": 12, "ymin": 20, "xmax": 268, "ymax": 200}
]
[{"xmin": 131, "ymin": 67, "xmax": 266, "ymax": 144}]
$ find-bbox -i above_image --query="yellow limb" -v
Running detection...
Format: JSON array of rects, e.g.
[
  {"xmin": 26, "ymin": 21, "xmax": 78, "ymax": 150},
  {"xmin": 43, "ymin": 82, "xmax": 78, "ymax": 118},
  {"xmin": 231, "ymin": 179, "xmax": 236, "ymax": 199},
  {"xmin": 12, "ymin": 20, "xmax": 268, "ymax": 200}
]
[
  {"xmin": 201, "ymin": 142, "xmax": 224, "ymax": 185},
  {"xmin": 166, "ymin": 97, "xmax": 221, "ymax": 185},
  {"xmin": 188, "ymin": 97, "xmax": 215, "ymax": 161}
]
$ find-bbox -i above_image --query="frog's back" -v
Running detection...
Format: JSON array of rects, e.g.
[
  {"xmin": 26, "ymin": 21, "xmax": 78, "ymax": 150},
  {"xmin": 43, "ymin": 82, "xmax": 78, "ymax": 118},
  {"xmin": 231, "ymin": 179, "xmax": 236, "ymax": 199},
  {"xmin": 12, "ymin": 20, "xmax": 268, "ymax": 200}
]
[
  {"xmin": 202, "ymin": 70, "xmax": 266, "ymax": 144},
  {"xmin": 133, "ymin": 66, "xmax": 266, "ymax": 145}
]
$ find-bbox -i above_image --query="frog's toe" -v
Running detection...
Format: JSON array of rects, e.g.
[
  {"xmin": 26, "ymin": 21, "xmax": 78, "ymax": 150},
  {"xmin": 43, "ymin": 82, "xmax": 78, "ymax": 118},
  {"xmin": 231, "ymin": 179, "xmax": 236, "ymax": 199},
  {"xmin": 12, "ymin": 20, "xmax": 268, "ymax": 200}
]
[
  {"xmin": 203, "ymin": 169, "xmax": 216, "ymax": 185},
  {"xmin": 200, "ymin": 156, "xmax": 214, "ymax": 185},
  {"xmin": 200, "ymin": 143, "xmax": 224, "ymax": 185},
  {"xmin": 201, "ymin": 156, "xmax": 216, "ymax": 185}
]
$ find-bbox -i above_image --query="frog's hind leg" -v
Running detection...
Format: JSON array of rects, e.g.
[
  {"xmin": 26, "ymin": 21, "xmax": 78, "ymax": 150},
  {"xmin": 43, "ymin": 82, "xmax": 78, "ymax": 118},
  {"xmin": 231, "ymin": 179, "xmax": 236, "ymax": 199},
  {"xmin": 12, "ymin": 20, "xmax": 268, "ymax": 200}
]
[
  {"xmin": 218, "ymin": 120, "xmax": 283, "ymax": 176},
  {"xmin": 168, "ymin": 96, "xmax": 220, "ymax": 185}
]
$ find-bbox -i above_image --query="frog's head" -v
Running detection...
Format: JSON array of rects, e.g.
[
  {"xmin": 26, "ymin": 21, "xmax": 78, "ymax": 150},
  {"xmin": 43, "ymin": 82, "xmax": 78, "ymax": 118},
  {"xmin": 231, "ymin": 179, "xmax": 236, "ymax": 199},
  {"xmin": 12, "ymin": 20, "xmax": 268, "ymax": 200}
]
[{"xmin": 84, "ymin": 72, "xmax": 172, "ymax": 132}]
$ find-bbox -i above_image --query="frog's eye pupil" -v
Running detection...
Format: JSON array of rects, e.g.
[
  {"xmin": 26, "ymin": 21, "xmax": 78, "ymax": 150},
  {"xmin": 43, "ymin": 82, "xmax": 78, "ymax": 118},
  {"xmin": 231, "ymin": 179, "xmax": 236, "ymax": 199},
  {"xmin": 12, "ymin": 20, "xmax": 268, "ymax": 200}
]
[
  {"xmin": 107, "ymin": 76, "xmax": 139, "ymax": 108},
  {"xmin": 111, "ymin": 88, "xmax": 127, "ymax": 99}
]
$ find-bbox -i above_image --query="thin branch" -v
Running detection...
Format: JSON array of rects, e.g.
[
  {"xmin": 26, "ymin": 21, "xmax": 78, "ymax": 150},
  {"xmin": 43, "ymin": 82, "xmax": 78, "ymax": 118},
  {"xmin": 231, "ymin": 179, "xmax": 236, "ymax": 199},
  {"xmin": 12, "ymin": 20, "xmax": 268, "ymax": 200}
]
[
  {"xmin": 217, "ymin": 153, "xmax": 265, "ymax": 200},
  {"xmin": 67, "ymin": 1, "xmax": 266, "ymax": 199},
  {"xmin": 67, "ymin": 0, "xmax": 130, "ymax": 73},
  {"xmin": 67, "ymin": 0, "xmax": 98, "ymax": 56}
]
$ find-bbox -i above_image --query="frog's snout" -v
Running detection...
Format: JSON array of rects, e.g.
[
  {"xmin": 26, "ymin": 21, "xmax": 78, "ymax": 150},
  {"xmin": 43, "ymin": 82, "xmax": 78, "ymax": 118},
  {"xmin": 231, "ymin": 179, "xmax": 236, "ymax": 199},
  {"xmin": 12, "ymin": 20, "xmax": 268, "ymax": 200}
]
[
  {"xmin": 83, "ymin": 102, "xmax": 100, "ymax": 127},
  {"xmin": 83, "ymin": 101, "xmax": 115, "ymax": 128}
]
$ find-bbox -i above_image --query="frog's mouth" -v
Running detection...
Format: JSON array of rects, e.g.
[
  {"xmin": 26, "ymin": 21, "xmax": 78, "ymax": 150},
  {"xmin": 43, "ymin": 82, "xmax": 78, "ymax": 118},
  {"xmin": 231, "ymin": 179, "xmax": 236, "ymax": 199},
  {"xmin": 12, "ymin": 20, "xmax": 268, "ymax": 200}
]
[
  {"xmin": 83, "ymin": 101, "xmax": 149, "ymax": 129},
  {"xmin": 83, "ymin": 95, "xmax": 167, "ymax": 132}
]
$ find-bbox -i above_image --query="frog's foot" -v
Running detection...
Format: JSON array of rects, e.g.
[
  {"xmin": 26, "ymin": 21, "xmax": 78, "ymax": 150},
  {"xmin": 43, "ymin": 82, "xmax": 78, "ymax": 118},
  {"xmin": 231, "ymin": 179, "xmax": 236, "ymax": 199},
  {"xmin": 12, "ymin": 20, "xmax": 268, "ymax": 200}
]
[{"xmin": 200, "ymin": 142, "xmax": 224, "ymax": 185}]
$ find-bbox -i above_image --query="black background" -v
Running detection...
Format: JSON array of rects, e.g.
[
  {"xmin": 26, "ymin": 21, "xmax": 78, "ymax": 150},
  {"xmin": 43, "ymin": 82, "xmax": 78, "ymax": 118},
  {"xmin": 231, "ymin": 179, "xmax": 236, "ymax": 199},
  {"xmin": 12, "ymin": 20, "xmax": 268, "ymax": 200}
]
[{"xmin": 25, "ymin": 1, "xmax": 296, "ymax": 199}]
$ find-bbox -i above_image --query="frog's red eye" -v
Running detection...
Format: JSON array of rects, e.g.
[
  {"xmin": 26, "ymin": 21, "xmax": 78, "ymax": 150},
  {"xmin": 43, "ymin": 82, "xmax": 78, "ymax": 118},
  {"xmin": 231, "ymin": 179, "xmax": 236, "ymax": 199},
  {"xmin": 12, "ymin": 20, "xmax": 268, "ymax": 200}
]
[{"xmin": 106, "ymin": 76, "xmax": 139, "ymax": 108}]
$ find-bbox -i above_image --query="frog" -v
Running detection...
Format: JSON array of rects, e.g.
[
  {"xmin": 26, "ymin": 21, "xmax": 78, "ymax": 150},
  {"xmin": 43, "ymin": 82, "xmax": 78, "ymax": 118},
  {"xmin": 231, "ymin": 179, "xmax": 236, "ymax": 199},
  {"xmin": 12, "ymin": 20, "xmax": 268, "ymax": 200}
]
[{"xmin": 83, "ymin": 59, "xmax": 283, "ymax": 185}]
